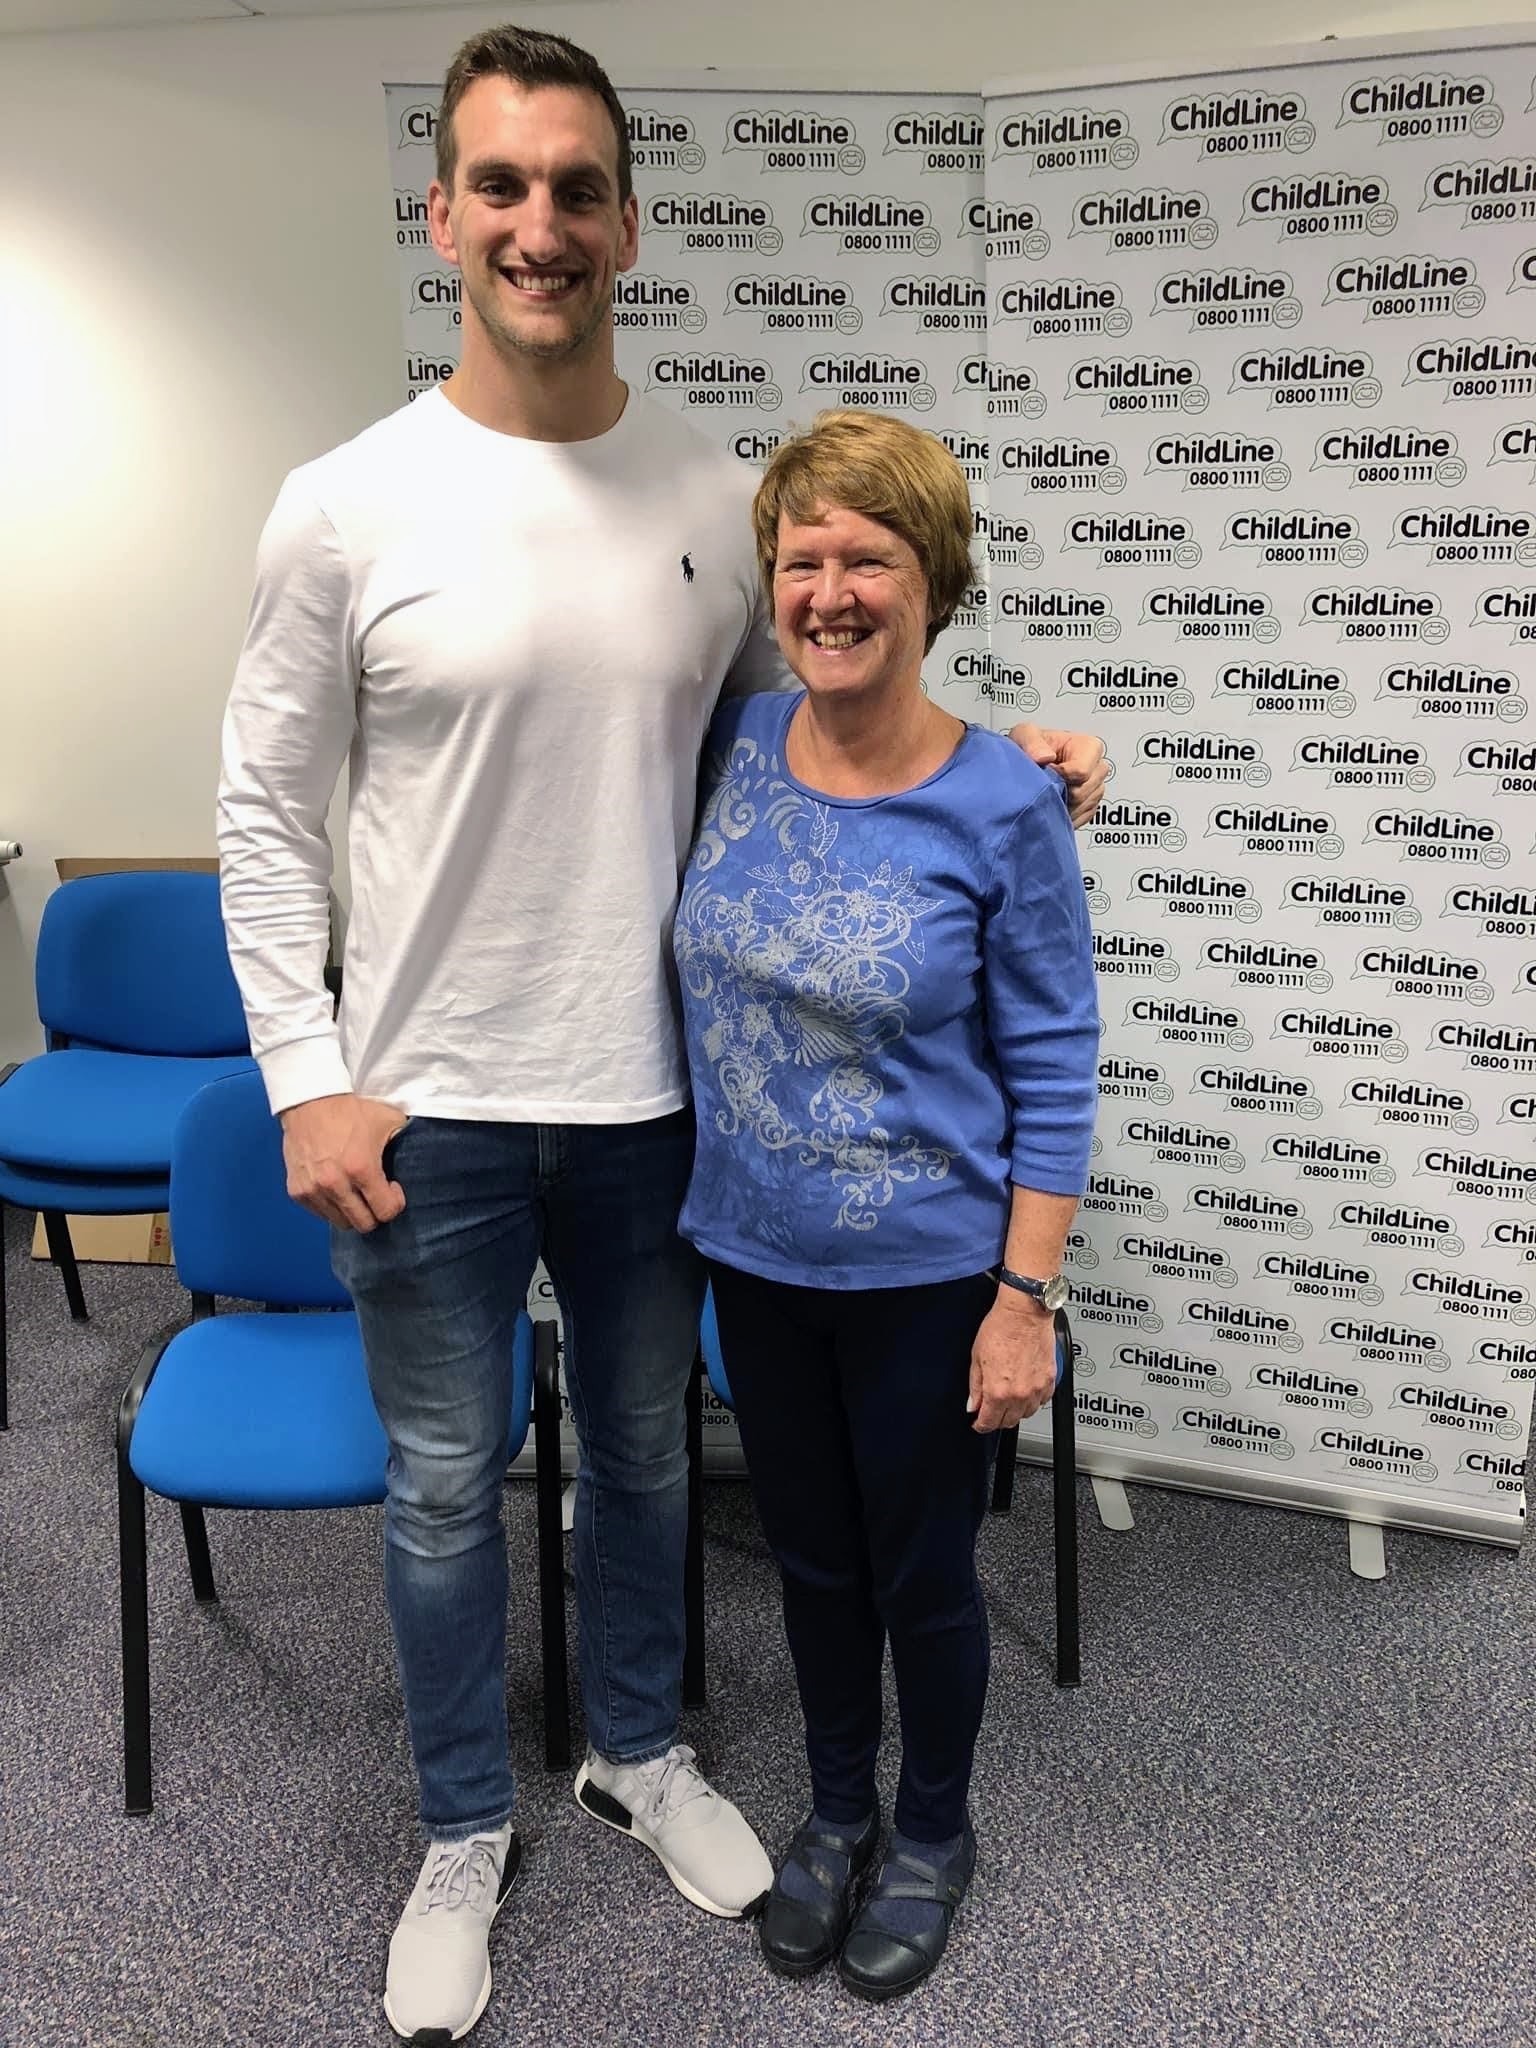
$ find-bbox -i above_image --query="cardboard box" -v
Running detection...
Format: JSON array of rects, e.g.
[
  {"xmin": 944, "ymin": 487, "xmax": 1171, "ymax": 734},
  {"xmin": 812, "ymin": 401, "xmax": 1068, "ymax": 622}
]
[{"xmin": 32, "ymin": 1211, "xmax": 172, "ymax": 1265}]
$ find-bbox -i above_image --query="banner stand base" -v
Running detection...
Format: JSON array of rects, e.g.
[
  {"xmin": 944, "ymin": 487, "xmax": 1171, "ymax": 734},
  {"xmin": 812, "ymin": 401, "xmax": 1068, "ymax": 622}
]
[
  {"xmin": 1091, "ymin": 1476, "xmax": 1136, "ymax": 1533},
  {"xmin": 1348, "ymin": 1520, "xmax": 1387, "ymax": 1582}
]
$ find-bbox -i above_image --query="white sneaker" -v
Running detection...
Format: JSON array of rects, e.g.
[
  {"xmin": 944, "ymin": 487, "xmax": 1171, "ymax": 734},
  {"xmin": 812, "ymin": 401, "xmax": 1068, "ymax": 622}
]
[
  {"xmin": 575, "ymin": 1744, "xmax": 772, "ymax": 1919},
  {"xmin": 383, "ymin": 1823, "xmax": 519, "ymax": 2044}
]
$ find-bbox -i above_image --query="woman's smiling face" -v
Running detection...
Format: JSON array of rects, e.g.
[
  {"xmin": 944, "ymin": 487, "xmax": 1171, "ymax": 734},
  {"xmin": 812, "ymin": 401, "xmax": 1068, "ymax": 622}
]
[{"xmin": 772, "ymin": 503, "xmax": 932, "ymax": 705}]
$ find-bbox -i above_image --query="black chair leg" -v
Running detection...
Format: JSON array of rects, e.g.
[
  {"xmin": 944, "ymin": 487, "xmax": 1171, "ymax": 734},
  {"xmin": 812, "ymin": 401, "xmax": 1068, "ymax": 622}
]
[
  {"xmin": 682, "ymin": 1350, "xmax": 706, "ymax": 1709},
  {"xmin": 1051, "ymin": 1310, "xmax": 1081, "ymax": 1690},
  {"xmin": 533, "ymin": 1320, "xmax": 571, "ymax": 1771},
  {"xmin": 41, "ymin": 1210, "xmax": 89, "ymax": 1323},
  {"xmin": 179, "ymin": 1504, "xmax": 218, "ymax": 1604},
  {"xmin": 118, "ymin": 1453, "xmax": 153, "ymax": 1814},
  {"xmin": 990, "ymin": 1422, "xmax": 1019, "ymax": 1515}
]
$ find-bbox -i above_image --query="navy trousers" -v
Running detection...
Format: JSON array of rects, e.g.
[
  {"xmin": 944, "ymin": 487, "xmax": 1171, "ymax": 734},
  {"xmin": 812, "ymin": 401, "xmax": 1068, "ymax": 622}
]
[{"xmin": 708, "ymin": 1261, "xmax": 996, "ymax": 1843}]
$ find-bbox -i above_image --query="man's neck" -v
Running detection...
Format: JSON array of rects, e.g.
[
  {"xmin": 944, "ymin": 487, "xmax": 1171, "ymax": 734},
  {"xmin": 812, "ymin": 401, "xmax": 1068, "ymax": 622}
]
[{"xmin": 443, "ymin": 323, "xmax": 629, "ymax": 443}]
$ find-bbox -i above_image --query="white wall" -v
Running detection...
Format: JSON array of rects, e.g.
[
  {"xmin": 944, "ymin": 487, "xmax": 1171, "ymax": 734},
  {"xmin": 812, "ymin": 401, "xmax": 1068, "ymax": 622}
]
[{"xmin": 1, "ymin": 0, "xmax": 1532, "ymax": 1056}]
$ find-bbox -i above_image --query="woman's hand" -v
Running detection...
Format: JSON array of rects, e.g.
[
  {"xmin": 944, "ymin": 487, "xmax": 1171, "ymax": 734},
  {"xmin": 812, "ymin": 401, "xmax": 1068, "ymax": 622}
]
[{"xmin": 967, "ymin": 1294, "xmax": 1059, "ymax": 1433}]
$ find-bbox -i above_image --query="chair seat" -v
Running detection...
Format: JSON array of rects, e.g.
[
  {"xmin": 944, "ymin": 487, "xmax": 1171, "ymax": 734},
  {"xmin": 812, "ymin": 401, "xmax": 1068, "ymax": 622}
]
[
  {"xmin": 129, "ymin": 1312, "xmax": 388, "ymax": 1509},
  {"xmin": 0, "ymin": 1050, "xmax": 253, "ymax": 1175}
]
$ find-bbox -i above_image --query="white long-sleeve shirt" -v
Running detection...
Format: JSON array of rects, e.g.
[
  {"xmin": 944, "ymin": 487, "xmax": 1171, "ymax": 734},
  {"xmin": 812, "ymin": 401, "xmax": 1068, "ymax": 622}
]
[{"xmin": 217, "ymin": 388, "xmax": 788, "ymax": 1122}]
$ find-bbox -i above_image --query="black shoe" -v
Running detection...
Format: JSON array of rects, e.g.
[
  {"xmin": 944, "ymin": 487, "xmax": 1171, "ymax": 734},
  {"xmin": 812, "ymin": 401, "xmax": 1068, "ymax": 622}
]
[
  {"xmin": 759, "ymin": 1809, "xmax": 882, "ymax": 1979},
  {"xmin": 837, "ymin": 1817, "xmax": 977, "ymax": 2003}
]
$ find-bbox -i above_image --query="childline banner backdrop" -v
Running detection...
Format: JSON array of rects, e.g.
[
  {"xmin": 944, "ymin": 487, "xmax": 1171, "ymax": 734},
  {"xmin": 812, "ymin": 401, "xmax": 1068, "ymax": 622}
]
[
  {"xmin": 382, "ymin": 53, "xmax": 1534, "ymax": 1534},
  {"xmin": 984, "ymin": 34, "xmax": 1535, "ymax": 1546}
]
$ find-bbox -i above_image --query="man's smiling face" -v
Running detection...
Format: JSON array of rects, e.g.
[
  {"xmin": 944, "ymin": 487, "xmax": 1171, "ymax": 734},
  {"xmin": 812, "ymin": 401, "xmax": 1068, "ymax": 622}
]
[{"xmin": 429, "ymin": 77, "xmax": 639, "ymax": 365}]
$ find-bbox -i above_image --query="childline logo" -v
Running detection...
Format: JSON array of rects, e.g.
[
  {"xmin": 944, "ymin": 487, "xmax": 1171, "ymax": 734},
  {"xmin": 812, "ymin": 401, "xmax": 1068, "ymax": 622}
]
[
  {"xmin": 992, "ymin": 438, "xmax": 1126, "ymax": 493},
  {"xmin": 1070, "ymin": 1282, "xmax": 1165, "ymax": 1332},
  {"xmin": 1200, "ymin": 936, "xmax": 1331, "ymax": 992},
  {"xmin": 1421, "ymin": 157, "xmax": 1536, "ymax": 230},
  {"xmin": 1406, "ymin": 1269, "xmax": 1536, "ymax": 1326},
  {"xmin": 1247, "ymin": 1364, "xmax": 1370, "ymax": 1416},
  {"xmin": 1240, "ymin": 170, "xmax": 1396, "ymax": 240},
  {"xmin": 722, "ymin": 274, "xmax": 857, "ymax": 335},
  {"xmin": 616, "ymin": 276, "xmax": 707, "ymax": 334},
  {"xmin": 1389, "ymin": 505, "xmax": 1536, "ymax": 567},
  {"xmin": 405, "ymin": 353, "xmax": 457, "ymax": 400},
  {"xmin": 938, "ymin": 428, "xmax": 990, "ymax": 485},
  {"xmin": 1067, "ymin": 355, "xmax": 1210, "ymax": 417},
  {"xmin": 1302, "ymin": 586, "xmax": 1449, "ymax": 644},
  {"xmin": 1122, "ymin": 996, "xmax": 1253, "ymax": 1051},
  {"xmin": 958, "ymin": 197, "xmax": 1050, "ymax": 262},
  {"xmin": 1281, "ymin": 875, "xmax": 1420, "ymax": 931},
  {"xmin": 1375, "ymin": 660, "xmax": 1526, "ymax": 723},
  {"xmin": 882, "ymin": 276, "xmax": 985, "ymax": 333},
  {"xmin": 1343, "ymin": 1074, "xmax": 1478, "ymax": 1135},
  {"xmin": 1489, "ymin": 419, "xmax": 1536, "ymax": 482},
  {"xmin": 1216, "ymin": 661, "xmax": 1355, "ymax": 717},
  {"xmin": 1161, "ymin": 87, "xmax": 1313, "ymax": 158},
  {"xmin": 1224, "ymin": 509, "xmax": 1366, "ymax": 568},
  {"xmin": 1116, "ymin": 1234, "xmax": 1239, "ymax": 1289},
  {"xmin": 802, "ymin": 194, "xmax": 937, "ymax": 256},
  {"xmin": 1153, "ymin": 265, "xmax": 1301, "ymax": 334},
  {"xmin": 1407, "ymin": 335, "xmax": 1536, "ymax": 404},
  {"xmin": 1133, "ymin": 733, "xmax": 1270, "ymax": 786},
  {"xmin": 1079, "ymin": 872, "xmax": 1112, "ymax": 917},
  {"xmin": 1331, "ymin": 1198, "xmax": 1463, "ymax": 1257},
  {"xmin": 396, "ymin": 102, "xmax": 437, "ymax": 149},
  {"xmin": 943, "ymin": 648, "xmax": 1039, "ymax": 712},
  {"xmin": 953, "ymin": 361, "xmax": 1045, "ymax": 422},
  {"xmin": 1485, "ymin": 1217, "xmax": 1536, "ymax": 1265},
  {"xmin": 883, "ymin": 110, "xmax": 983, "ymax": 175},
  {"xmin": 1204, "ymin": 801, "xmax": 1342, "ymax": 858},
  {"xmin": 1086, "ymin": 798, "xmax": 1187, "ymax": 850},
  {"xmin": 1097, "ymin": 1056, "xmax": 1175, "ymax": 1105},
  {"xmin": 1082, "ymin": 1174, "xmax": 1170, "ymax": 1220},
  {"xmin": 1391, "ymin": 1380, "xmax": 1524, "ymax": 1439},
  {"xmin": 1314, "ymin": 1428, "xmax": 1437, "ymax": 1482},
  {"xmin": 1351, "ymin": 944, "xmax": 1493, "ymax": 1007},
  {"xmin": 1291, "ymin": 735, "xmax": 1431, "ymax": 790},
  {"xmin": 409, "ymin": 270, "xmax": 461, "ymax": 322},
  {"xmin": 1067, "ymin": 516, "xmax": 1201, "ymax": 570},
  {"xmin": 1415, "ymin": 1147, "xmax": 1536, "ymax": 1205},
  {"xmin": 1186, "ymin": 1183, "xmax": 1312, "ymax": 1239},
  {"xmin": 1326, "ymin": 252, "xmax": 1483, "ymax": 321},
  {"xmin": 1339, "ymin": 71, "xmax": 1502, "ymax": 143},
  {"xmin": 1511, "ymin": 247, "xmax": 1536, "ymax": 293},
  {"xmin": 1259, "ymin": 1254, "xmax": 1384, "ymax": 1308},
  {"xmin": 997, "ymin": 588, "xmax": 1119, "ymax": 640},
  {"xmin": 722, "ymin": 109, "xmax": 864, "ymax": 176},
  {"xmin": 647, "ymin": 194, "xmax": 781, "ymax": 257},
  {"xmin": 1146, "ymin": 432, "xmax": 1290, "ymax": 492},
  {"xmin": 1120, "ymin": 1114, "xmax": 1246, "ymax": 1171},
  {"xmin": 1472, "ymin": 587, "xmax": 1536, "ymax": 644},
  {"xmin": 1231, "ymin": 348, "xmax": 1381, "ymax": 410},
  {"xmin": 1173, "ymin": 1407, "xmax": 1295, "ymax": 1458},
  {"xmin": 1455, "ymin": 740, "xmax": 1536, "ymax": 793},
  {"xmin": 393, "ymin": 188, "xmax": 431, "ymax": 247},
  {"xmin": 625, "ymin": 109, "xmax": 705, "ymax": 174},
  {"xmin": 798, "ymin": 353, "xmax": 934, "ymax": 411},
  {"xmin": 995, "ymin": 276, "xmax": 1132, "ymax": 341},
  {"xmin": 1428, "ymin": 1016, "xmax": 1536, "ymax": 1076},
  {"xmin": 1178, "ymin": 1300, "xmax": 1305, "ymax": 1354},
  {"xmin": 993, "ymin": 104, "xmax": 1139, "ymax": 176},
  {"xmin": 646, "ymin": 353, "xmax": 782, "ymax": 412},
  {"xmin": 1454, "ymin": 1449, "xmax": 1525, "ymax": 1495},
  {"xmin": 1262, "ymin": 1131, "xmax": 1395, "ymax": 1184},
  {"xmin": 1189, "ymin": 1063, "xmax": 1324, "ymax": 1121},
  {"xmin": 1321, "ymin": 1313, "xmax": 1451, "ymax": 1371},
  {"xmin": 977, "ymin": 509, "xmax": 1043, "ymax": 567},
  {"xmin": 1363, "ymin": 807, "xmax": 1508, "ymax": 868},
  {"xmin": 1071, "ymin": 187, "xmax": 1217, "ymax": 253},
  {"xmin": 1062, "ymin": 659, "xmax": 1192, "ymax": 713},
  {"xmin": 1142, "ymin": 588, "xmax": 1280, "ymax": 643},
  {"xmin": 1129, "ymin": 869, "xmax": 1262, "ymax": 923},
  {"xmin": 1312, "ymin": 426, "xmax": 1465, "ymax": 488},
  {"xmin": 1072, "ymin": 1391, "xmax": 1158, "ymax": 1437},
  {"xmin": 1115, "ymin": 1343, "xmax": 1231, "ymax": 1397}
]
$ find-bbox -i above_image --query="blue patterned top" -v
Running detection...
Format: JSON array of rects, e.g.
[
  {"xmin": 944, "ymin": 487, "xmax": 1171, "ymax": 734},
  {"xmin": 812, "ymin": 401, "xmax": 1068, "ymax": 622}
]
[{"xmin": 674, "ymin": 689, "xmax": 1100, "ymax": 1289}]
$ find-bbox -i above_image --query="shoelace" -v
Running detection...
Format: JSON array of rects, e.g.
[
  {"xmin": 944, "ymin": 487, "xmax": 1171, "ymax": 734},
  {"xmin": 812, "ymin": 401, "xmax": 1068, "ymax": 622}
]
[
  {"xmin": 637, "ymin": 1743, "xmax": 716, "ymax": 1825},
  {"xmin": 419, "ymin": 1836, "xmax": 503, "ymax": 1916}
]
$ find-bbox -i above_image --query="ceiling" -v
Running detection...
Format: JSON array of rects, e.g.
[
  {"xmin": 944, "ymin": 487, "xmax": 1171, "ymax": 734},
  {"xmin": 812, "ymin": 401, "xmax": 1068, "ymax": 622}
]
[{"xmin": 2, "ymin": 0, "xmax": 576, "ymax": 34}]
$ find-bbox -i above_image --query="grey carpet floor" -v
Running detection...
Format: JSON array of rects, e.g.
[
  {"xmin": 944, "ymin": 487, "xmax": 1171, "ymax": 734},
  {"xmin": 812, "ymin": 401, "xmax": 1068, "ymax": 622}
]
[{"xmin": 1, "ymin": 1204, "xmax": 1532, "ymax": 2048}]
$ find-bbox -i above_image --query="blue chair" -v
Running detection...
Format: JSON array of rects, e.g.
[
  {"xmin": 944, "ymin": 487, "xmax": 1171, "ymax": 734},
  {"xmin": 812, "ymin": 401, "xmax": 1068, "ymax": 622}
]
[
  {"xmin": 690, "ymin": 1286, "xmax": 1082, "ymax": 1691},
  {"xmin": 116, "ymin": 1069, "xmax": 565, "ymax": 1814},
  {"xmin": 0, "ymin": 871, "xmax": 252, "ymax": 1427}
]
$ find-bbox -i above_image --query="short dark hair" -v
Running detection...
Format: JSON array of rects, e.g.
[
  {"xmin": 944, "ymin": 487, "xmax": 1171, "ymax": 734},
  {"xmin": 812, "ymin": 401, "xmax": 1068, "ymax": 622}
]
[{"xmin": 436, "ymin": 24, "xmax": 633, "ymax": 204}]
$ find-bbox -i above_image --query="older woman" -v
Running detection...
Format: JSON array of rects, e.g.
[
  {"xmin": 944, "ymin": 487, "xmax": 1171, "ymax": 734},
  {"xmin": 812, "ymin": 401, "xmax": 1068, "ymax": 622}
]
[{"xmin": 672, "ymin": 412, "xmax": 1100, "ymax": 2000}]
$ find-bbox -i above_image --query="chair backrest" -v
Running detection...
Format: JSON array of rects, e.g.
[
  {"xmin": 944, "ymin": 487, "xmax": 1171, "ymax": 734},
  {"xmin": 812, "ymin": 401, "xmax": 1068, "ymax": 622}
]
[
  {"xmin": 171, "ymin": 1070, "xmax": 350, "ymax": 1308},
  {"xmin": 35, "ymin": 871, "xmax": 248, "ymax": 1055}
]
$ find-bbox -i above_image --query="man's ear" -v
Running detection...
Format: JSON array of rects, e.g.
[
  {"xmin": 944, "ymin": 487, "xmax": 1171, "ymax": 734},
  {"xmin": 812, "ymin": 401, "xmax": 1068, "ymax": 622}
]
[
  {"xmin": 617, "ymin": 191, "xmax": 641, "ymax": 275},
  {"xmin": 427, "ymin": 179, "xmax": 459, "ymax": 267}
]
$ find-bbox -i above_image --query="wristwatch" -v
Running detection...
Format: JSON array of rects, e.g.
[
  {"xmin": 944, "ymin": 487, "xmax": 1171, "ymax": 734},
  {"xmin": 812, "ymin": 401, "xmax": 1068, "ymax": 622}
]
[{"xmin": 996, "ymin": 1267, "xmax": 1070, "ymax": 1313}]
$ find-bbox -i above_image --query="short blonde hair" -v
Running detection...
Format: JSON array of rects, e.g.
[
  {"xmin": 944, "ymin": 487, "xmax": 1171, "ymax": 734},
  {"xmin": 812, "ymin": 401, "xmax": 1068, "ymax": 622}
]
[{"xmin": 751, "ymin": 412, "xmax": 976, "ymax": 654}]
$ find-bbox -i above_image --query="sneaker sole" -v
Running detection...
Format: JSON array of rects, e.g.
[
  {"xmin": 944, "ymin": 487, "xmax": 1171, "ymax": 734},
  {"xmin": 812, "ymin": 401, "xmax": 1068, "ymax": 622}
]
[
  {"xmin": 383, "ymin": 1835, "xmax": 524, "ymax": 2045},
  {"xmin": 574, "ymin": 1764, "xmax": 768, "ymax": 1921}
]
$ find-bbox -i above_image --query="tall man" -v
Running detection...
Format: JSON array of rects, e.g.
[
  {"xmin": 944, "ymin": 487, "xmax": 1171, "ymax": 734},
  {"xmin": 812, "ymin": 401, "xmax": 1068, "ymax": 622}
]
[{"xmin": 218, "ymin": 25, "xmax": 1108, "ymax": 2044}]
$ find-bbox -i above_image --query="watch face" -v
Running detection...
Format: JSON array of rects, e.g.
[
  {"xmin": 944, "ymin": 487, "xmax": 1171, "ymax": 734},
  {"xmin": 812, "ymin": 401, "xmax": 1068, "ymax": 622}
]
[{"xmin": 1042, "ymin": 1275, "xmax": 1070, "ymax": 1312}]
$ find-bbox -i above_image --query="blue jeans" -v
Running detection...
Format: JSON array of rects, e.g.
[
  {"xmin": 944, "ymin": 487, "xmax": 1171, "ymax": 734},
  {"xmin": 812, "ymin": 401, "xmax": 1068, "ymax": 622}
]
[{"xmin": 331, "ymin": 1109, "xmax": 702, "ymax": 1841}]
